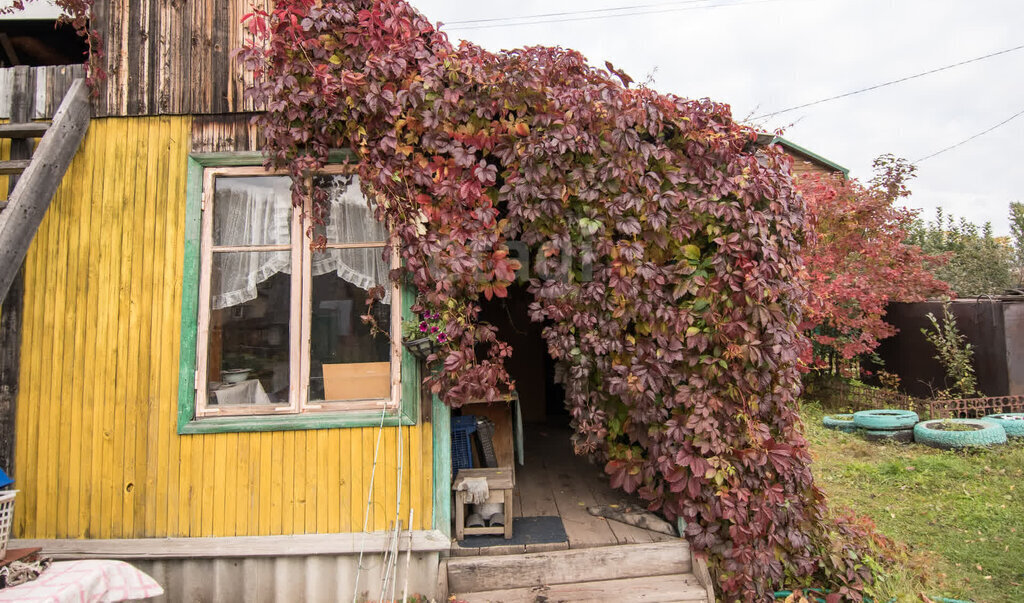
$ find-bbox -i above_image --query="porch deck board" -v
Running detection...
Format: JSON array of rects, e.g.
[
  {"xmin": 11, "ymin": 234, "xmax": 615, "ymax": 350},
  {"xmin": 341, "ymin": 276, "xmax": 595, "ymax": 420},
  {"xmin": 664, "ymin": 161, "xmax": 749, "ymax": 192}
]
[{"xmin": 517, "ymin": 426, "xmax": 674, "ymax": 550}]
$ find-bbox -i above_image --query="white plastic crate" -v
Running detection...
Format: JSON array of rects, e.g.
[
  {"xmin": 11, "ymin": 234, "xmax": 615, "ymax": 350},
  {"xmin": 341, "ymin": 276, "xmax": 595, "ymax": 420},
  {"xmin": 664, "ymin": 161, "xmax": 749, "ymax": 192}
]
[{"xmin": 0, "ymin": 490, "xmax": 17, "ymax": 558}]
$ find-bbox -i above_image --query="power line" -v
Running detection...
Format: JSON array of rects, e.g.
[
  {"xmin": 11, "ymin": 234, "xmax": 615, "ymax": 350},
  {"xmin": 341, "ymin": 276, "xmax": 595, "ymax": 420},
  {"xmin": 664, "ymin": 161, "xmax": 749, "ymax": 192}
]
[
  {"xmin": 914, "ymin": 106, "xmax": 1024, "ymax": 164},
  {"xmin": 443, "ymin": 0, "xmax": 789, "ymax": 31},
  {"xmin": 752, "ymin": 43, "xmax": 1024, "ymax": 120},
  {"xmin": 442, "ymin": 0, "xmax": 718, "ymax": 26}
]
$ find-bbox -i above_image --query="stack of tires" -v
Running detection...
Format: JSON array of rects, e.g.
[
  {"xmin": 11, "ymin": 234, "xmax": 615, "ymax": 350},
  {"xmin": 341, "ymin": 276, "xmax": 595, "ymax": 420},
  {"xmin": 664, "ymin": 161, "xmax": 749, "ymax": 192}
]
[{"xmin": 852, "ymin": 410, "xmax": 918, "ymax": 443}]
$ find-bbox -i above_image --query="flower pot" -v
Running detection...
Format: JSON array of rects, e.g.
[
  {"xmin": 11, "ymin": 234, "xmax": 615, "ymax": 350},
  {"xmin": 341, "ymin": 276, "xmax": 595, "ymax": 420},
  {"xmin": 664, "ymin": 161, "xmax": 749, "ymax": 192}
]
[{"xmin": 403, "ymin": 336, "xmax": 438, "ymax": 360}]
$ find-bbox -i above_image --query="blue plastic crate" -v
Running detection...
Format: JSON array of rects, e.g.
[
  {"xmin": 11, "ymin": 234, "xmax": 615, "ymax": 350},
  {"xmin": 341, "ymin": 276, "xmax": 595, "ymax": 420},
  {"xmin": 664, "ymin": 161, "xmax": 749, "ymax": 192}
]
[{"xmin": 451, "ymin": 415, "xmax": 477, "ymax": 480}]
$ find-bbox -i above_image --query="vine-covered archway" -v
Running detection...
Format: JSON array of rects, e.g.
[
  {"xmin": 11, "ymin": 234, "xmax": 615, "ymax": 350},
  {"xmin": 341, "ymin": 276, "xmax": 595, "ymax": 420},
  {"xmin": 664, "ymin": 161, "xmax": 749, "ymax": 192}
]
[{"xmin": 241, "ymin": 1, "xmax": 886, "ymax": 599}]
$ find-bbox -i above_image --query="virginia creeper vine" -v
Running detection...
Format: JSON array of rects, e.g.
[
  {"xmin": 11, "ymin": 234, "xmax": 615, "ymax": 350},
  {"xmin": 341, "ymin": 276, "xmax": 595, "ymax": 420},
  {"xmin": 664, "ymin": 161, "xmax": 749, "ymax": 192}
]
[{"xmin": 240, "ymin": 1, "xmax": 887, "ymax": 599}]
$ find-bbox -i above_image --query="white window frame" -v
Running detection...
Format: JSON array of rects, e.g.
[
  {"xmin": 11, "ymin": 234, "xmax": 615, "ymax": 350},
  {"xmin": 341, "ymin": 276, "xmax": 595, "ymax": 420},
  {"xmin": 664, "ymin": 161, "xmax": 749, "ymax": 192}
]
[{"xmin": 193, "ymin": 165, "xmax": 401, "ymax": 418}]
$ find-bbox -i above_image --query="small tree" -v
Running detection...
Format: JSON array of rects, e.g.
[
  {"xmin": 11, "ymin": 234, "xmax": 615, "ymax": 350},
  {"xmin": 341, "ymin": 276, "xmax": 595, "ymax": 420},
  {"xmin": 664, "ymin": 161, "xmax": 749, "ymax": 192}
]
[
  {"xmin": 921, "ymin": 304, "xmax": 979, "ymax": 399},
  {"xmin": 798, "ymin": 155, "xmax": 948, "ymax": 372}
]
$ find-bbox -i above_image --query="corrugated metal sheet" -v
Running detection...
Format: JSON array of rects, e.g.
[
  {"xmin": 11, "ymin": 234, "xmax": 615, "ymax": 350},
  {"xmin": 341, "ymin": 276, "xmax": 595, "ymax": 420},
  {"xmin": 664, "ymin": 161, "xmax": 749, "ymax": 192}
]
[
  {"xmin": 14, "ymin": 116, "xmax": 434, "ymax": 540},
  {"xmin": 133, "ymin": 552, "xmax": 441, "ymax": 603}
]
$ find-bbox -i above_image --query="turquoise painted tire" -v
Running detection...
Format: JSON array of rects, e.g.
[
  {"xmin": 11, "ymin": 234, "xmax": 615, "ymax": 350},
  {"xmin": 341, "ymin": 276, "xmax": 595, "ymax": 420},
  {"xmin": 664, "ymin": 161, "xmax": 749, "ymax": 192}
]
[
  {"xmin": 852, "ymin": 409, "xmax": 919, "ymax": 431},
  {"xmin": 913, "ymin": 419, "xmax": 1007, "ymax": 450},
  {"xmin": 863, "ymin": 428, "xmax": 913, "ymax": 444},
  {"xmin": 822, "ymin": 414, "xmax": 856, "ymax": 433},
  {"xmin": 984, "ymin": 413, "xmax": 1024, "ymax": 438}
]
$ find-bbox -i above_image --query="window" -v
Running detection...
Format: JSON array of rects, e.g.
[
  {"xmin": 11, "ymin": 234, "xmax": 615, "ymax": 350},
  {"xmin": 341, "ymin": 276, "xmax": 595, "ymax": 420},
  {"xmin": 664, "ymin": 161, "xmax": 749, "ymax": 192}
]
[{"xmin": 178, "ymin": 154, "xmax": 417, "ymax": 433}]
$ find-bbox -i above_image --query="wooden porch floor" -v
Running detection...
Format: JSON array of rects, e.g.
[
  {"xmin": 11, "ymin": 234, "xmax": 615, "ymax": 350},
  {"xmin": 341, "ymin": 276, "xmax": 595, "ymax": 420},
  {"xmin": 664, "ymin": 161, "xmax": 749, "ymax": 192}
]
[{"xmin": 451, "ymin": 424, "xmax": 675, "ymax": 556}]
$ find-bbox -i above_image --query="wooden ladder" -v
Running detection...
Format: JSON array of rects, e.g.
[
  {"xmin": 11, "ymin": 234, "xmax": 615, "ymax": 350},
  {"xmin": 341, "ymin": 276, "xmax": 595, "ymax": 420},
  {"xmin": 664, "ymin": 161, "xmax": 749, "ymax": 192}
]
[
  {"xmin": 0, "ymin": 77, "xmax": 90, "ymax": 299},
  {"xmin": 443, "ymin": 540, "xmax": 716, "ymax": 602}
]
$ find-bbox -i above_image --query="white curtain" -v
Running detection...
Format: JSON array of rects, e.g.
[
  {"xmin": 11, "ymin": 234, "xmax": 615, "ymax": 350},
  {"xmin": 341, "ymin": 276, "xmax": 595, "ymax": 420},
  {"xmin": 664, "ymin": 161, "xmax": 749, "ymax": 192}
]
[
  {"xmin": 311, "ymin": 176, "xmax": 392, "ymax": 305},
  {"xmin": 211, "ymin": 176, "xmax": 391, "ymax": 310}
]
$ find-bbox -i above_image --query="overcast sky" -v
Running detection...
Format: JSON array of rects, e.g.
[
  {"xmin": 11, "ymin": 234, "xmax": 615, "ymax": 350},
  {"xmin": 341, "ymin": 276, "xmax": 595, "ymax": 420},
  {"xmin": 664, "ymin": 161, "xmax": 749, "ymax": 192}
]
[{"xmin": 409, "ymin": 0, "xmax": 1023, "ymax": 235}]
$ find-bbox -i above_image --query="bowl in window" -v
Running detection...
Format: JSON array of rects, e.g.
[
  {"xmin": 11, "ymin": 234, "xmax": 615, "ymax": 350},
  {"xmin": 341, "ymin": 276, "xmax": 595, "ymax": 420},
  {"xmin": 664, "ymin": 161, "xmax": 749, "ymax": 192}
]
[{"xmin": 221, "ymin": 369, "xmax": 252, "ymax": 384}]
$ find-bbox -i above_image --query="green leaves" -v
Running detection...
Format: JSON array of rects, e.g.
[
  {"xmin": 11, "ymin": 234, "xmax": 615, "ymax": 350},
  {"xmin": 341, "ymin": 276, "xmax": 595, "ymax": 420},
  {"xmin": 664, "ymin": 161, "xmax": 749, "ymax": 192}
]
[{"xmin": 578, "ymin": 217, "xmax": 602, "ymax": 236}]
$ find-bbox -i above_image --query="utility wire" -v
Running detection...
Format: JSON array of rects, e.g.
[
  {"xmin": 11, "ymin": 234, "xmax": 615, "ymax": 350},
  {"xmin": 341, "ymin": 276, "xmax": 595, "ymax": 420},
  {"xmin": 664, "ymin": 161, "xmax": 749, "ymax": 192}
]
[
  {"xmin": 444, "ymin": 0, "xmax": 789, "ymax": 31},
  {"xmin": 752, "ymin": 43, "xmax": 1024, "ymax": 120},
  {"xmin": 443, "ymin": 0, "xmax": 725, "ymax": 26},
  {"xmin": 914, "ymin": 106, "xmax": 1024, "ymax": 164}
]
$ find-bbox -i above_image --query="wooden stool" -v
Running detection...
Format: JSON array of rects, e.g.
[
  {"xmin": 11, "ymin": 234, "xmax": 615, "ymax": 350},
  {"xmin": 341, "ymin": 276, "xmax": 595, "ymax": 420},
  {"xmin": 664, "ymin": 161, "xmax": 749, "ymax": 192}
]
[{"xmin": 453, "ymin": 467, "xmax": 514, "ymax": 540}]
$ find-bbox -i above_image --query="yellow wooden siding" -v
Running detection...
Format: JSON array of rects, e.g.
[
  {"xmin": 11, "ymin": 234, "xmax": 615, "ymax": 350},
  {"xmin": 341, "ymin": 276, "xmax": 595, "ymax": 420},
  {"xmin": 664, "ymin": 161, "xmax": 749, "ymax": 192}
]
[{"xmin": 13, "ymin": 116, "xmax": 433, "ymax": 539}]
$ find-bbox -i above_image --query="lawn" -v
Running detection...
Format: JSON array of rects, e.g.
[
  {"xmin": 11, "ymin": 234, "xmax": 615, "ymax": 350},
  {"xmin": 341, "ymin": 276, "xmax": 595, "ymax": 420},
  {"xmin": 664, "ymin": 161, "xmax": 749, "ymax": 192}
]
[{"xmin": 801, "ymin": 402, "xmax": 1024, "ymax": 603}]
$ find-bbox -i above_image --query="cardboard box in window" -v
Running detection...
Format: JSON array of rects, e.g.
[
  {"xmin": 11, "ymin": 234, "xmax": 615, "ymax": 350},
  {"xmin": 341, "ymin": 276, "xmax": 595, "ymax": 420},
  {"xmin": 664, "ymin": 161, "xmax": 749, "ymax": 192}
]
[{"xmin": 322, "ymin": 361, "xmax": 390, "ymax": 401}]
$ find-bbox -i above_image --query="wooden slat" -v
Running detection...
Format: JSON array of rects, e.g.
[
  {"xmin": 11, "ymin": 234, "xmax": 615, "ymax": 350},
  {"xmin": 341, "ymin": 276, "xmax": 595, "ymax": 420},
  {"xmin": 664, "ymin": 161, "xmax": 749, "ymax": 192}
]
[
  {"xmin": 547, "ymin": 461, "xmax": 617, "ymax": 548},
  {"xmin": 0, "ymin": 123, "xmax": 49, "ymax": 138},
  {"xmin": 56, "ymin": 128, "xmax": 81, "ymax": 538},
  {"xmin": 458, "ymin": 573, "xmax": 707, "ymax": 603},
  {"xmin": 48, "ymin": 137, "xmax": 72, "ymax": 538},
  {"xmin": 446, "ymin": 541, "xmax": 693, "ymax": 594},
  {"xmin": 692, "ymin": 554, "xmax": 717, "ymax": 603},
  {"xmin": 11, "ymin": 529, "xmax": 451, "ymax": 559},
  {"xmin": 96, "ymin": 113, "xmax": 120, "ymax": 540},
  {"xmin": 0, "ymin": 160, "xmax": 30, "ymax": 175}
]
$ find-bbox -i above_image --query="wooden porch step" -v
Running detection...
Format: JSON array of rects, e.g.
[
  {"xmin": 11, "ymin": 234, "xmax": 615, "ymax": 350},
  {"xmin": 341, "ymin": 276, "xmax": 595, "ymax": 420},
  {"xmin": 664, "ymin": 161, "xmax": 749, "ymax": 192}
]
[
  {"xmin": 0, "ymin": 160, "xmax": 31, "ymax": 175},
  {"xmin": 0, "ymin": 122, "xmax": 49, "ymax": 138},
  {"xmin": 458, "ymin": 573, "xmax": 708, "ymax": 602},
  {"xmin": 447, "ymin": 541, "xmax": 696, "ymax": 593}
]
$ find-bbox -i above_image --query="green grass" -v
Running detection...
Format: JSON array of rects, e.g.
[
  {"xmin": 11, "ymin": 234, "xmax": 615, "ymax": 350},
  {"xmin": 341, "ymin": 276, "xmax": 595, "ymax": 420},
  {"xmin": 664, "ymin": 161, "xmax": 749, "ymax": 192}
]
[{"xmin": 802, "ymin": 402, "xmax": 1024, "ymax": 603}]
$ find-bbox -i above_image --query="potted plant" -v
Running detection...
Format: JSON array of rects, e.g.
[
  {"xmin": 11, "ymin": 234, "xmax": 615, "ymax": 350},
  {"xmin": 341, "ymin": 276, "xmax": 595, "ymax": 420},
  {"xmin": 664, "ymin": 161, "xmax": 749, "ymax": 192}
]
[{"xmin": 402, "ymin": 311, "xmax": 447, "ymax": 360}]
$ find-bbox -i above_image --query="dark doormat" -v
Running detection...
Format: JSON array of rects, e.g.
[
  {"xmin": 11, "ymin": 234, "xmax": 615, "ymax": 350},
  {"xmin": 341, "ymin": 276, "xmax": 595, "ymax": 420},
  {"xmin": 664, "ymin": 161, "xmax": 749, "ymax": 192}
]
[{"xmin": 457, "ymin": 515, "xmax": 567, "ymax": 547}]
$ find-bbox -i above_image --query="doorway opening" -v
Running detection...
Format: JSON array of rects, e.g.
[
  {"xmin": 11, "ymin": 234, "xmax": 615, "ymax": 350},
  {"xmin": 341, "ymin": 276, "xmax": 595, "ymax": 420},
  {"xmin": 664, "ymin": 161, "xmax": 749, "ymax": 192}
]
[{"xmin": 447, "ymin": 283, "xmax": 674, "ymax": 553}]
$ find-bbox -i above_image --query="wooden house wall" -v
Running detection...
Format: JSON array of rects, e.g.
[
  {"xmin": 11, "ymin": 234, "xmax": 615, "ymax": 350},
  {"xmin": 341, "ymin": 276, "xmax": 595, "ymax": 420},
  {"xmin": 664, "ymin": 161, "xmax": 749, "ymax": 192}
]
[
  {"xmin": 13, "ymin": 115, "xmax": 433, "ymax": 539},
  {"xmin": 92, "ymin": 0, "xmax": 269, "ymax": 117},
  {"xmin": 788, "ymin": 151, "xmax": 842, "ymax": 179}
]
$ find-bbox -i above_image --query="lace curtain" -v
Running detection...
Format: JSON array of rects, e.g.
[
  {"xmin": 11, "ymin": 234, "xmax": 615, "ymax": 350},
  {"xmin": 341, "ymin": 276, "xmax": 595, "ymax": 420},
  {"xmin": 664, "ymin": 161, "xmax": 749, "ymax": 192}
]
[{"xmin": 211, "ymin": 176, "xmax": 391, "ymax": 310}]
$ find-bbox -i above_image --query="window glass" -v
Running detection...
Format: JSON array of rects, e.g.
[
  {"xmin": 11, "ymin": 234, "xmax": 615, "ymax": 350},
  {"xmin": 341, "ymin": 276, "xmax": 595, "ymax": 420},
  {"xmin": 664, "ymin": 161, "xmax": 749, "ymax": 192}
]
[
  {"xmin": 207, "ymin": 258, "xmax": 291, "ymax": 406},
  {"xmin": 192, "ymin": 168, "xmax": 400, "ymax": 420},
  {"xmin": 313, "ymin": 175, "xmax": 388, "ymax": 245},
  {"xmin": 213, "ymin": 176, "xmax": 292, "ymax": 247},
  {"xmin": 308, "ymin": 271, "xmax": 392, "ymax": 404}
]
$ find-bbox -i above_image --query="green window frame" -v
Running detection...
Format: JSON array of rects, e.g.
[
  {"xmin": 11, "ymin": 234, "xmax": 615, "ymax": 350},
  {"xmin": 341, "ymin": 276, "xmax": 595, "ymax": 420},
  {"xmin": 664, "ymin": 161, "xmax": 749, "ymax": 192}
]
[{"xmin": 177, "ymin": 152, "xmax": 419, "ymax": 434}]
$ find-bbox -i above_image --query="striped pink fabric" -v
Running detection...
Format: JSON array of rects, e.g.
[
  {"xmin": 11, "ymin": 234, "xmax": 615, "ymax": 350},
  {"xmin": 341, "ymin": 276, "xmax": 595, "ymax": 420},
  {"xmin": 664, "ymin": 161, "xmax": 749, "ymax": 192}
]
[{"xmin": 0, "ymin": 560, "xmax": 163, "ymax": 602}]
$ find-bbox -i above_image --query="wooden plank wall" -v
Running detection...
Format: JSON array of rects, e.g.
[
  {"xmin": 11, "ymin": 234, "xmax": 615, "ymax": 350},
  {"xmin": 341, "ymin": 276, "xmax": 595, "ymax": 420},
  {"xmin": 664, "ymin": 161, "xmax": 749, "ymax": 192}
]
[
  {"xmin": 0, "ymin": 65, "xmax": 85, "ymax": 121},
  {"xmin": 13, "ymin": 115, "xmax": 433, "ymax": 539},
  {"xmin": 191, "ymin": 113, "xmax": 265, "ymax": 153},
  {"xmin": 93, "ymin": 0, "xmax": 270, "ymax": 117}
]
